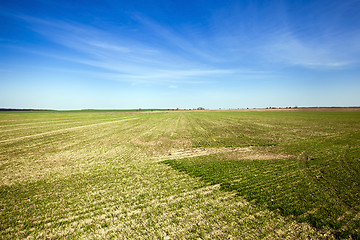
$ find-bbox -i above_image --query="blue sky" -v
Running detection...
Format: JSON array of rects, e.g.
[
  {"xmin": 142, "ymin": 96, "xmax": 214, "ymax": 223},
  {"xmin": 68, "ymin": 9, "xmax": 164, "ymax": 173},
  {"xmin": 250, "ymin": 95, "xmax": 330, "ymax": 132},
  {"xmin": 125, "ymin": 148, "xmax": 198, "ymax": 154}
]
[{"xmin": 1, "ymin": 0, "xmax": 360, "ymax": 109}]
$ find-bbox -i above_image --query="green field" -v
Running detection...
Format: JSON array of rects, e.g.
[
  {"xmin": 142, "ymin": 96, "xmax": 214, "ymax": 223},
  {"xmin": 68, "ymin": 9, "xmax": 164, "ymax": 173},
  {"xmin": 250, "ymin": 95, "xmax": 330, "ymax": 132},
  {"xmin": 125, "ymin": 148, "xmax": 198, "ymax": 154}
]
[{"xmin": 1, "ymin": 110, "xmax": 359, "ymax": 239}]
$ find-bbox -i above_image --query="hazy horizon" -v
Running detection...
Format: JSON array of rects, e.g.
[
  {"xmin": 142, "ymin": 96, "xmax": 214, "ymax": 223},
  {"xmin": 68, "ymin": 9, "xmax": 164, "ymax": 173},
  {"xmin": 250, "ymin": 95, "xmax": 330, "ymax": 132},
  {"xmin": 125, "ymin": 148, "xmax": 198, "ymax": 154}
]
[{"xmin": 1, "ymin": 0, "xmax": 360, "ymax": 110}]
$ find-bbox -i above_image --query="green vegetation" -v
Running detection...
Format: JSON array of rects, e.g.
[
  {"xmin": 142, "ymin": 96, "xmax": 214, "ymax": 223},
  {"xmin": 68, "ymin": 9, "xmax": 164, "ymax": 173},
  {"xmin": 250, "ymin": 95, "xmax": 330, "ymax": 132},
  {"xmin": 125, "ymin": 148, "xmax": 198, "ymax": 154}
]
[
  {"xmin": 165, "ymin": 111, "xmax": 360, "ymax": 239},
  {"xmin": 0, "ymin": 110, "xmax": 359, "ymax": 239}
]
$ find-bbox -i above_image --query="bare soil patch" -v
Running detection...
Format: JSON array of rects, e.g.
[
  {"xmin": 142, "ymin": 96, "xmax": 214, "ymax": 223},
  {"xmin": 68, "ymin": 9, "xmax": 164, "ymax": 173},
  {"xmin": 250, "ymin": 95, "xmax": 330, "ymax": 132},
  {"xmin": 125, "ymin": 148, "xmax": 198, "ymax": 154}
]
[{"xmin": 155, "ymin": 146, "xmax": 292, "ymax": 162}]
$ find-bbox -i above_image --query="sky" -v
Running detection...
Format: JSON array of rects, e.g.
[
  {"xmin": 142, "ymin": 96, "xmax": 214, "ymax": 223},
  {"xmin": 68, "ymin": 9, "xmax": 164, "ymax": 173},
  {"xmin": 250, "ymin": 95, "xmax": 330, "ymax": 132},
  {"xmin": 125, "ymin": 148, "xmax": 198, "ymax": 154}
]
[{"xmin": 0, "ymin": 0, "xmax": 360, "ymax": 110}]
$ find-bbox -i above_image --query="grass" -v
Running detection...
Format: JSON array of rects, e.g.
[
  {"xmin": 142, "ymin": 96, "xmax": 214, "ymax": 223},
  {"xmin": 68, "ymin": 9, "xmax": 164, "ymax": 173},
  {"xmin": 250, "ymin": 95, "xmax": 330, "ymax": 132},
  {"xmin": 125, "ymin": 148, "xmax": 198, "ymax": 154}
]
[
  {"xmin": 164, "ymin": 111, "xmax": 360, "ymax": 239},
  {"xmin": 0, "ymin": 110, "xmax": 359, "ymax": 239}
]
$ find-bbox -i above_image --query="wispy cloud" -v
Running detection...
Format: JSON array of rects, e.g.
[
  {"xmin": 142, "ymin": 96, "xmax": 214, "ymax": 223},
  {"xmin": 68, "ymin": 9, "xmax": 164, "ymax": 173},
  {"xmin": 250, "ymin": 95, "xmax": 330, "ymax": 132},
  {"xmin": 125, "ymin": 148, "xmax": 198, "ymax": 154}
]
[
  {"xmin": 10, "ymin": 7, "xmax": 358, "ymax": 89},
  {"xmin": 250, "ymin": 21, "xmax": 360, "ymax": 70},
  {"xmin": 255, "ymin": 0, "xmax": 360, "ymax": 70},
  {"xmin": 11, "ymin": 14, "xmax": 264, "ymax": 85},
  {"xmin": 132, "ymin": 14, "xmax": 220, "ymax": 62}
]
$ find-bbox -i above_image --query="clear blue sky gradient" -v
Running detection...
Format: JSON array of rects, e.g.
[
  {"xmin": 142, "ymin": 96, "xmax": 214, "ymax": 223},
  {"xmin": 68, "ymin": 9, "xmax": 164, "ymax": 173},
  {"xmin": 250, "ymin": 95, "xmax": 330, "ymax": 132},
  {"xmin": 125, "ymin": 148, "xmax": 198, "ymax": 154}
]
[{"xmin": 1, "ymin": 0, "xmax": 360, "ymax": 109}]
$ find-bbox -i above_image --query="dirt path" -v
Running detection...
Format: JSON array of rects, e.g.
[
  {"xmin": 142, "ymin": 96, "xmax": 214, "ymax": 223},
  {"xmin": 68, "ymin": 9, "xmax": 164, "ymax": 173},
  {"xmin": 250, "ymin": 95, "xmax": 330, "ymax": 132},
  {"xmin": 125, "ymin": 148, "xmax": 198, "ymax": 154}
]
[{"xmin": 154, "ymin": 146, "xmax": 293, "ymax": 162}]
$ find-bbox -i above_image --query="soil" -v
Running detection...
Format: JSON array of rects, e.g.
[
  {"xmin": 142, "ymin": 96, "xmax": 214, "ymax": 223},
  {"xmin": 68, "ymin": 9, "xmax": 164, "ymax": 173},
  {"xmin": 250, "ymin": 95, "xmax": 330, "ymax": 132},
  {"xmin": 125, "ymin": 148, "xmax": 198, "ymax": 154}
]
[{"xmin": 155, "ymin": 146, "xmax": 292, "ymax": 162}]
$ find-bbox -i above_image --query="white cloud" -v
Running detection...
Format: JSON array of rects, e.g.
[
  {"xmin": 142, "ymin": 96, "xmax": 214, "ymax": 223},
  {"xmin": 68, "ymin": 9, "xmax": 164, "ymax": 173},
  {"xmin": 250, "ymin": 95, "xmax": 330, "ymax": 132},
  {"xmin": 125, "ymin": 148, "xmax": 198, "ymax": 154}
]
[
  {"xmin": 261, "ymin": 29, "xmax": 357, "ymax": 69},
  {"xmin": 11, "ymin": 14, "xmax": 244, "ymax": 85},
  {"xmin": 87, "ymin": 41, "xmax": 131, "ymax": 53}
]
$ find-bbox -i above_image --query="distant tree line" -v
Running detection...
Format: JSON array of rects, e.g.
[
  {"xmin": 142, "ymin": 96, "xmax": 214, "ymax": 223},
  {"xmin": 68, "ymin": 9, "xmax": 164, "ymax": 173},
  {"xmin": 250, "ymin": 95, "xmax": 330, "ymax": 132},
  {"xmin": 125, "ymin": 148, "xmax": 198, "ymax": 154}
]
[{"xmin": 0, "ymin": 108, "xmax": 53, "ymax": 111}]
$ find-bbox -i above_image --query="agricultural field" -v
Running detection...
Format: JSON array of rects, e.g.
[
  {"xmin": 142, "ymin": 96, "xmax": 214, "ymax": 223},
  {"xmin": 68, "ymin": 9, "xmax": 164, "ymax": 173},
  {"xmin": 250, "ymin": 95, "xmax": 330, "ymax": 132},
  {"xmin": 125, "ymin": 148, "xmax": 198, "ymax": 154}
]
[{"xmin": 0, "ymin": 109, "xmax": 359, "ymax": 239}]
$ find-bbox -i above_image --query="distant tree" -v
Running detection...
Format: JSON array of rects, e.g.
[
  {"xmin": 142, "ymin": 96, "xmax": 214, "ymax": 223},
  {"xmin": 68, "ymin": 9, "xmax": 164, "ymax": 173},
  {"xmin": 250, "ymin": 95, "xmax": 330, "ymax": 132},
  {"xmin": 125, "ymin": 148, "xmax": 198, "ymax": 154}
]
[{"xmin": 197, "ymin": 107, "xmax": 205, "ymax": 110}]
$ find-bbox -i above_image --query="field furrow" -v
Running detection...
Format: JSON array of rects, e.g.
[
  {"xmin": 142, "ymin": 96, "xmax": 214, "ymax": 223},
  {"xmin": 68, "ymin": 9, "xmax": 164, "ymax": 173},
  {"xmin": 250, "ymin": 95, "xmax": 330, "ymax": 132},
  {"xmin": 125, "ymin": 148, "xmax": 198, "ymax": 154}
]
[{"xmin": 0, "ymin": 117, "xmax": 138, "ymax": 144}]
